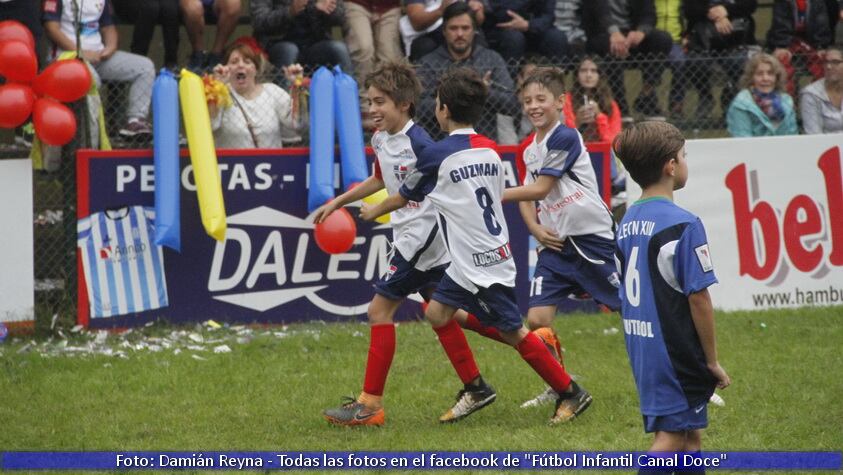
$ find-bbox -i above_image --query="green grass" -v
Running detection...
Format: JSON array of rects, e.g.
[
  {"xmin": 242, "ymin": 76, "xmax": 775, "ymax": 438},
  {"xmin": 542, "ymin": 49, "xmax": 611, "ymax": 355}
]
[{"xmin": 1, "ymin": 307, "xmax": 841, "ymax": 474}]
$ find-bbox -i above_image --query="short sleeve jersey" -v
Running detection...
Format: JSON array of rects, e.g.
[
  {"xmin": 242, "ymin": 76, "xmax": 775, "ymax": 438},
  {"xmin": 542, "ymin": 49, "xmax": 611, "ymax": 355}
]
[
  {"xmin": 78, "ymin": 206, "xmax": 169, "ymax": 318},
  {"xmin": 521, "ymin": 122, "xmax": 614, "ymax": 240},
  {"xmin": 371, "ymin": 120, "xmax": 448, "ymax": 271},
  {"xmin": 615, "ymin": 197, "xmax": 719, "ymax": 416},
  {"xmin": 400, "ymin": 129, "xmax": 515, "ymax": 292},
  {"xmin": 43, "ymin": 0, "xmax": 115, "ymax": 59}
]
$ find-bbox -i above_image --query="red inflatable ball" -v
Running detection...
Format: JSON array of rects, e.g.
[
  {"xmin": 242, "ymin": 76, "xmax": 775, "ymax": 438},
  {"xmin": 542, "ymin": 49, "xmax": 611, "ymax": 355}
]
[
  {"xmin": 0, "ymin": 20, "xmax": 35, "ymax": 51},
  {"xmin": 33, "ymin": 59, "xmax": 92, "ymax": 103},
  {"xmin": 314, "ymin": 207, "xmax": 357, "ymax": 254},
  {"xmin": 0, "ymin": 40, "xmax": 37, "ymax": 83},
  {"xmin": 33, "ymin": 98, "xmax": 77, "ymax": 146},
  {"xmin": 0, "ymin": 83, "xmax": 35, "ymax": 128}
]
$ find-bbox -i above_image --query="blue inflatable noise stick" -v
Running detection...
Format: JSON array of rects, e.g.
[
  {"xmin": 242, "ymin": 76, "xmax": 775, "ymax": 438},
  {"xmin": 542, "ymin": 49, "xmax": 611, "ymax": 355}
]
[
  {"xmin": 308, "ymin": 66, "xmax": 336, "ymax": 212},
  {"xmin": 333, "ymin": 65, "xmax": 367, "ymax": 191},
  {"xmin": 153, "ymin": 68, "xmax": 181, "ymax": 251}
]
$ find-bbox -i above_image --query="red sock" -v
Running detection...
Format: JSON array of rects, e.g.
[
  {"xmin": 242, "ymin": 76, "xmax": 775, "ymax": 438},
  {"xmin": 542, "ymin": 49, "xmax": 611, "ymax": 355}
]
[
  {"xmin": 362, "ymin": 324, "xmax": 396, "ymax": 396},
  {"xmin": 516, "ymin": 332, "xmax": 572, "ymax": 393},
  {"xmin": 462, "ymin": 313, "xmax": 506, "ymax": 343},
  {"xmin": 433, "ymin": 319, "xmax": 480, "ymax": 384}
]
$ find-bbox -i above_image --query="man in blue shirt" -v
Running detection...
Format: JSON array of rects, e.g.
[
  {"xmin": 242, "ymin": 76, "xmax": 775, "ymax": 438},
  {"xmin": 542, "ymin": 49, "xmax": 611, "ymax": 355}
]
[{"xmin": 613, "ymin": 121, "xmax": 730, "ymax": 473}]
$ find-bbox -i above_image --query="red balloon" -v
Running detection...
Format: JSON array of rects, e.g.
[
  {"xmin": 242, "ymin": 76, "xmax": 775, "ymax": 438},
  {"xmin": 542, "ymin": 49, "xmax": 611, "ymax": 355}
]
[
  {"xmin": 0, "ymin": 21, "xmax": 35, "ymax": 51},
  {"xmin": 0, "ymin": 40, "xmax": 37, "ymax": 83},
  {"xmin": 33, "ymin": 98, "xmax": 77, "ymax": 146},
  {"xmin": 0, "ymin": 84, "xmax": 35, "ymax": 128},
  {"xmin": 314, "ymin": 207, "xmax": 357, "ymax": 254},
  {"xmin": 33, "ymin": 59, "xmax": 92, "ymax": 102}
]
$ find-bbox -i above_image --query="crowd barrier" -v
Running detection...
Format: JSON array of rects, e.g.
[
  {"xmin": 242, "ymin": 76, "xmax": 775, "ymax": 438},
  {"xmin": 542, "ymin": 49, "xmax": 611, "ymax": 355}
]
[
  {"xmin": 625, "ymin": 133, "xmax": 843, "ymax": 310},
  {"xmin": 75, "ymin": 144, "xmax": 613, "ymax": 328}
]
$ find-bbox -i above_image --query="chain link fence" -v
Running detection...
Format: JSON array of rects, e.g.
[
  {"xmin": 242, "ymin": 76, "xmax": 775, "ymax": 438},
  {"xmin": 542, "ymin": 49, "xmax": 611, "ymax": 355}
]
[{"xmin": 6, "ymin": 48, "xmax": 823, "ymax": 331}]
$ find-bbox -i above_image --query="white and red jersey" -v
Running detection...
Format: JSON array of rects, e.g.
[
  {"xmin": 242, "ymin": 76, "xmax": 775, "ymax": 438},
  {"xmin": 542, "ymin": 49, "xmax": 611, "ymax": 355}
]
[
  {"xmin": 521, "ymin": 122, "xmax": 614, "ymax": 241},
  {"xmin": 400, "ymin": 129, "xmax": 515, "ymax": 292},
  {"xmin": 372, "ymin": 120, "xmax": 448, "ymax": 271}
]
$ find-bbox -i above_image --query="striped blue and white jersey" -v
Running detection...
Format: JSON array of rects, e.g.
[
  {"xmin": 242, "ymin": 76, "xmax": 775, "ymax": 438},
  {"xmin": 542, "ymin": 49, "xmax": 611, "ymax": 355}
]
[{"xmin": 78, "ymin": 206, "xmax": 169, "ymax": 318}]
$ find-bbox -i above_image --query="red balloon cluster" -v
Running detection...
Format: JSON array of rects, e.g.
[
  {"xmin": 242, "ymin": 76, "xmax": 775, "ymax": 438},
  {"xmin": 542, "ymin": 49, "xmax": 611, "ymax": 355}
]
[
  {"xmin": 0, "ymin": 20, "xmax": 92, "ymax": 146},
  {"xmin": 314, "ymin": 207, "xmax": 357, "ymax": 254}
]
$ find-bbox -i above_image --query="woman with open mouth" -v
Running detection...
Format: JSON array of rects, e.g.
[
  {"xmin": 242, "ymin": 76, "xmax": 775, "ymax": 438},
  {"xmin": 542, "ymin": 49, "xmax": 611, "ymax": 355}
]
[{"xmin": 210, "ymin": 38, "xmax": 305, "ymax": 148}]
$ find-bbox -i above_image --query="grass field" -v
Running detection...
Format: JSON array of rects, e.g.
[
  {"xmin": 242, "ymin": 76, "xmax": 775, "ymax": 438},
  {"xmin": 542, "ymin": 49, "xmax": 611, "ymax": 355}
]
[{"xmin": 1, "ymin": 307, "xmax": 841, "ymax": 474}]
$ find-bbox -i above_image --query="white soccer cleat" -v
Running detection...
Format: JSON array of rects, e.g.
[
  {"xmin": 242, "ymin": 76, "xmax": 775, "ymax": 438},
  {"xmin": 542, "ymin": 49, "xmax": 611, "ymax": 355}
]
[{"xmin": 520, "ymin": 386, "xmax": 557, "ymax": 408}]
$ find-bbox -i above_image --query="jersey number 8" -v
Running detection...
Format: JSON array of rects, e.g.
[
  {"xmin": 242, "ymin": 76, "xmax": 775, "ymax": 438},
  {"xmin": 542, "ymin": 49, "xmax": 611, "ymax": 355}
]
[{"xmin": 474, "ymin": 187, "xmax": 502, "ymax": 236}]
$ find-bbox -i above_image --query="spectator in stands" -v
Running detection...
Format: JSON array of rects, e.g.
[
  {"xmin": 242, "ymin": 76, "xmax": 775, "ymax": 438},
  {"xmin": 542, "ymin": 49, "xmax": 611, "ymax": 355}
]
[
  {"xmin": 345, "ymin": 1, "xmax": 402, "ymax": 96},
  {"xmin": 251, "ymin": 0, "xmax": 353, "ymax": 76},
  {"xmin": 43, "ymin": 0, "xmax": 155, "ymax": 137},
  {"xmin": 653, "ymin": 0, "xmax": 686, "ymax": 119},
  {"xmin": 800, "ymin": 45, "xmax": 843, "ymax": 133},
  {"xmin": 416, "ymin": 2, "xmax": 519, "ymax": 140},
  {"xmin": 726, "ymin": 53, "xmax": 798, "ymax": 137},
  {"xmin": 563, "ymin": 56, "xmax": 621, "ymax": 143},
  {"xmin": 401, "ymin": 0, "xmax": 486, "ymax": 61},
  {"xmin": 684, "ymin": 0, "xmax": 758, "ymax": 120},
  {"xmin": 180, "ymin": 0, "xmax": 242, "ymax": 71},
  {"xmin": 767, "ymin": 0, "xmax": 833, "ymax": 95},
  {"xmin": 483, "ymin": 0, "xmax": 570, "ymax": 70},
  {"xmin": 210, "ymin": 41, "xmax": 304, "ymax": 148},
  {"xmin": 823, "ymin": 0, "xmax": 842, "ymax": 35},
  {"xmin": 554, "ymin": 0, "xmax": 605, "ymax": 59},
  {"xmin": 111, "ymin": 0, "xmax": 180, "ymax": 69},
  {"xmin": 584, "ymin": 0, "xmax": 673, "ymax": 118},
  {"xmin": 0, "ymin": 0, "xmax": 43, "ymax": 62}
]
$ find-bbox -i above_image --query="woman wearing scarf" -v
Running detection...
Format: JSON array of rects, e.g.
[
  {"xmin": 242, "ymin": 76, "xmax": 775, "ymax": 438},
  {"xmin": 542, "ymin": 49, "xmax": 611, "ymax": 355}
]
[{"xmin": 726, "ymin": 53, "xmax": 798, "ymax": 137}]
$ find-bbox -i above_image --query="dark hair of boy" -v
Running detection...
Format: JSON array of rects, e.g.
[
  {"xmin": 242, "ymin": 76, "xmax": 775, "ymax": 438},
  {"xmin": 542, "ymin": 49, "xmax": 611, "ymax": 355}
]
[
  {"xmin": 612, "ymin": 121, "xmax": 686, "ymax": 188},
  {"xmin": 436, "ymin": 67, "xmax": 488, "ymax": 125},
  {"xmin": 442, "ymin": 1, "xmax": 477, "ymax": 28},
  {"xmin": 365, "ymin": 61, "xmax": 423, "ymax": 118},
  {"xmin": 517, "ymin": 66, "xmax": 566, "ymax": 98}
]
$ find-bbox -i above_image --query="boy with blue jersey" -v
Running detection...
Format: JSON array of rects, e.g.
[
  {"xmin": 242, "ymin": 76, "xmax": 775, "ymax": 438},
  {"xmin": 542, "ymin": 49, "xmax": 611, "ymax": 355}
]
[
  {"xmin": 497, "ymin": 67, "xmax": 619, "ymax": 408},
  {"xmin": 613, "ymin": 121, "xmax": 730, "ymax": 472},
  {"xmin": 316, "ymin": 62, "xmax": 456, "ymax": 427},
  {"xmin": 361, "ymin": 68, "xmax": 591, "ymax": 424}
]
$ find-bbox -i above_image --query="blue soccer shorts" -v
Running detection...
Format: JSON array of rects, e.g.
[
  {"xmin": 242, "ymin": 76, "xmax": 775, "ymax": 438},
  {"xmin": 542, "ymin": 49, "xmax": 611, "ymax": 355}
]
[
  {"xmin": 373, "ymin": 250, "xmax": 447, "ymax": 301},
  {"xmin": 432, "ymin": 273, "xmax": 523, "ymax": 332},
  {"xmin": 643, "ymin": 403, "xmax": 709, "ymax": 433},
  {"xmin": 529, "ymin": 234, "xmax": 621, "ymax": 310}
]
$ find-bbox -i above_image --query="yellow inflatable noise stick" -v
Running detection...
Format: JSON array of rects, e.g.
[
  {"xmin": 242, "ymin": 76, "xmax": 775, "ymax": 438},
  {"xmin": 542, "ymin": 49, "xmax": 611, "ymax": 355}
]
[
  {"xmin": 179, "ymin": 69, "xmax": 227, "ymax": 241},
  {"xmin": 362, "ymin": 189, "xmax": 391, "ymax": 224}
]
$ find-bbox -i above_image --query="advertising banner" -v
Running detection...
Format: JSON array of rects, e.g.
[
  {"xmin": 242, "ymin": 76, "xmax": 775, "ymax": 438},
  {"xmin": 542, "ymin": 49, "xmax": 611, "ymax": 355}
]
[
  {"xmin": 0, "ymin": 158, "xmax": 34, "ymax": 324},
  {"xmin": 77, "ymin": 145, "xmax": 612, "ymax": 328},
  {"xmin": 626, "ymin": 134, "xmax": 843, "ymax": 310}
]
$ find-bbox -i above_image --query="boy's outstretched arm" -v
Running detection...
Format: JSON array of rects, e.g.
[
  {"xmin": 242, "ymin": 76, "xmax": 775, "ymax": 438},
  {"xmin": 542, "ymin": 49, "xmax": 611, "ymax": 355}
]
[
  {"xmin": 502, "ymin": 175, "xmax": 557, "ymax": 202},
  {"xmin": 689, "ymin": 289, "xmax": 731, "ymax": 389},
  {"xmin": 360, "ymin": 193, "xmax": 409, "ymax": 222},
  {"xmin": 312, "ymin": 176, "xmax": 385, "ymax": 223},
  {"xmin": 518, "ymin": 201, "xmax": 564, "ymax": 251}
]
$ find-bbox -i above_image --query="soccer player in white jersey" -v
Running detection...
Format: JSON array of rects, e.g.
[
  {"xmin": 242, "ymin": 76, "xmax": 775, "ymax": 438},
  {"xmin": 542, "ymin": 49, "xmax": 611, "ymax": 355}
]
[
  {"xmin": 315, "ymin": 62, "xmax": 479, "ymax": 427},
  {"xmin": 360, "ymin": 68, "xmax": 591, "ymax": 424},
  {"xmin": 498, "ymin": 67, "xmax": 619, "ymax": 407}
]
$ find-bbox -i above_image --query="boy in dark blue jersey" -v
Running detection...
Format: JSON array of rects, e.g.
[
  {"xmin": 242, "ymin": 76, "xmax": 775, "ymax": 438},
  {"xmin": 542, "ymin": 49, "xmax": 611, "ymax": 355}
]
[{"xmin": 613, "ymin": 121, "xmax": 731, "ymax": 474}]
